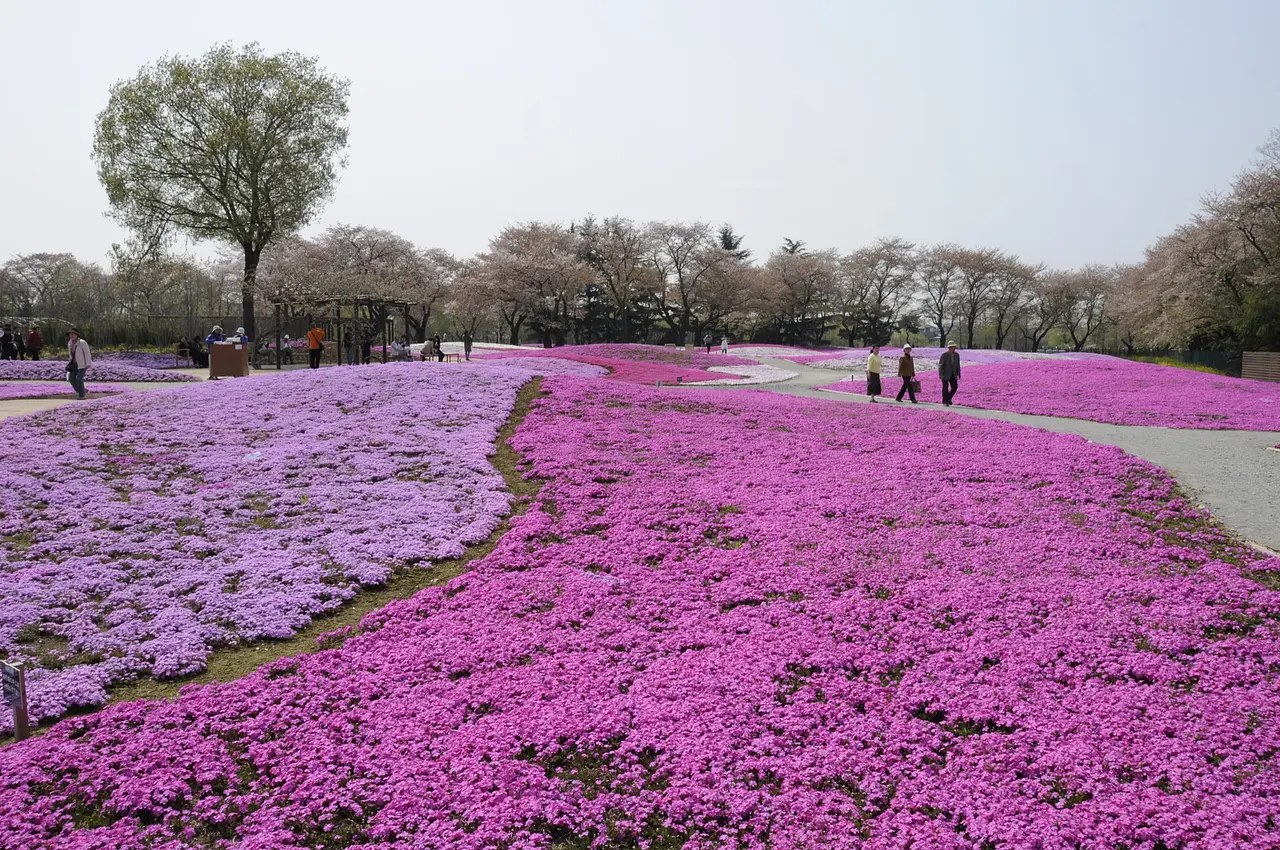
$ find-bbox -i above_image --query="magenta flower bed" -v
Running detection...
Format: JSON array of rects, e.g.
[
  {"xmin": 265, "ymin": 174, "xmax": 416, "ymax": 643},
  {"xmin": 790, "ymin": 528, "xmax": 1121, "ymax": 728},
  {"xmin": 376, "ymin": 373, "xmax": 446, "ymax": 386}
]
[
  {"xmin": 470, "ymin": 356, "xmax": 606, "ymax": 378},
  {"xmin": 483, "ymin": 343, "xmax": 749, "ymax": 383},
  {"xmin": 0, "ymin": 365, "xmax": 535, "ymax": 726},
  {"xmin": 0, "ymin": 382, "xmax": 134, "ymax": 400},
  {"xmin": 821, "ymin": 358, "xmax": 1280, "ymax": 430},
  {"xmin": 3, "ymin": 378, "xmax": 1278, "ymax": 848},
  {"xmin": 0, "ymin": 359, "xmax": 198, "ymax": 383}
]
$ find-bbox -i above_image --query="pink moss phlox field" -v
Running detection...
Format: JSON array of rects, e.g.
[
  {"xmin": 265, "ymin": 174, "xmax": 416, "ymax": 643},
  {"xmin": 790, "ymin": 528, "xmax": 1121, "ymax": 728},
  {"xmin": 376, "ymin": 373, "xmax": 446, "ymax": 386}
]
[
  {"xmin": 0, "ymin": 382, "xmax": 134, "ymax": 400},
  {"xmin": 0, "ymin": 359, "xmax": 198, "ymax": 383},
  {"xmin": 0, "ymin": 365, "xmax": 533, "ymax": 726},
  {"xmin": 4, "ymin": 378, "xmax": 1279, "ymax": 849},
  {"xmin": 96, "ymin": 352, "xmax": 184, "ymax": 370},
  {"xmin": 483, "ymin": 343, "xmax": 749, "ymax": 383},
  {"xmin": 822, "ymin": 358, "xmax": 1280, "ymax": 430}
]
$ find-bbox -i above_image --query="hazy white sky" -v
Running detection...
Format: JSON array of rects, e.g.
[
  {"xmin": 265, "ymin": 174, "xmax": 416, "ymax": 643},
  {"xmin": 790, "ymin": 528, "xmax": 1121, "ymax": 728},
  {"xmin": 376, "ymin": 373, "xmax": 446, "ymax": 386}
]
[{"xmin": 2, "ymin": 0, "xmax": 1278, "ymax": 269}]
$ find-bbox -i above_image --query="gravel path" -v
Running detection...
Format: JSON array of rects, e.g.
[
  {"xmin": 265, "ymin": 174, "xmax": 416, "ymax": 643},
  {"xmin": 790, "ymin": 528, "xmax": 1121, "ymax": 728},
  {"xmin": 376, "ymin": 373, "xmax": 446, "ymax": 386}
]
[{"xmin": 688, "ymin": 357, "xmax": 1280, "ymax": 553}]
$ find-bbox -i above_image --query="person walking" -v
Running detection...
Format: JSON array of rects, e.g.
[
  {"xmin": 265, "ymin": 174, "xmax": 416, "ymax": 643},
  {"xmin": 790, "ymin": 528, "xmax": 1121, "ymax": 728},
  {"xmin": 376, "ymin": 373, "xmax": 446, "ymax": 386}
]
[
  {"xmin": 343, "ymin": 331, "xmax": 356, "ymax": 366},
  {"xmin": 895, "ymin": 344, "xmax": 918, "ymax": 403},
  {"xmin": 720, "ymin": 335, "xmax": 729, "ymax": 355},
  {"xmin": 939, "ymin": 342, "xmax": 961, "ymax": 406},
  {"xmin": 25, "ymin": 325, "xmax": 43, "ymax": 360},
  {"xmin": 704, "ymin": 333, "xmax": 713, "ymax": 354},
  {"xmin": 463, "ymin": 330, "xmax": 473, "ymax": 361},
  {"xmin": 866, "ymin": 345, "xmax": 883, "ymax": 403},
  {"xmin": 0, "ymin": 326, "xmax": 15, "ymax": 360},
  {"xmin": 306, "ymin": 326, "xmax": 325, "ymax": 368},
  {"xmin": 14, "ymin": 329, "xmax": 25, "ymax": 361},
  {"xmin": 66, "ymin": 328, "xmax": 92, "ymax": 400}
]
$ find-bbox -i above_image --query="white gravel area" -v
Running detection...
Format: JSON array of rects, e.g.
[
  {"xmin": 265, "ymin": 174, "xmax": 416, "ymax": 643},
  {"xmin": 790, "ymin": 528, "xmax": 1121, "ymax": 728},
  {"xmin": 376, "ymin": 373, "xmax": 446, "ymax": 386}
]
[{"xmin": 696, "ymin": 364, "xmax": 800, "ymax": 386}]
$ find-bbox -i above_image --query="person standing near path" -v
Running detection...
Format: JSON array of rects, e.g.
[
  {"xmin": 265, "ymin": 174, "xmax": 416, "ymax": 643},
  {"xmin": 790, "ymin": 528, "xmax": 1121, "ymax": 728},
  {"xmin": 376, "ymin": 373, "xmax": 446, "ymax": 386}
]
[
  {"xmin": 25, "ymin": 325, "xmax": 42, "ymax": 360},
  {"xmin": 704, "ymin": 333, "xmax": 713, "ymax": 354},
  {"xmin": 866, "ymin": 345, "xmax": 883, "ymax": 402},
  {"xmin": 205, "ymin": 325, "xmax": 224, "ymax": 348},
  {"xmin": 14, "ymin": 329, "xmax": 25, "ymax": 361},
  {"xmin": 66, "ymin": 328, "xmax": 92, "ymax": 400},
  {"xmin": 463, "ymin": 330, "xmax": 473, "ymax": 361},
  {"xmin": 939, "ymin": 342, "xmax": 961, "ymax": 406},
  {"xmin": 307, "ymin": 326, "xmax": 325, "ymax": 369},
  {"xmin": 343, "ymin": 331, "xmax": 356, "ymax": 366},
  {"xmin": 0, "ymin": 326, "xmax": 14, "ymax": 360},
  {"xmin": 895, "ymin": 344, "xmax": 918, "ymax": 403},
  {"xmin": 720, "ymin": 336, "xmax": 729, "ymax": 355}
]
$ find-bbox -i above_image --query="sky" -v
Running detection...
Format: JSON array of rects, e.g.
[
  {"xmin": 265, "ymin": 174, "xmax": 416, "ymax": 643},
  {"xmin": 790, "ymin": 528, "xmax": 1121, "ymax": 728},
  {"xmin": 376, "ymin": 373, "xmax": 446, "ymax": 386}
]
[{"xmin": 2, "ymin": 0, "xmax": 1279, "ymax": 270}]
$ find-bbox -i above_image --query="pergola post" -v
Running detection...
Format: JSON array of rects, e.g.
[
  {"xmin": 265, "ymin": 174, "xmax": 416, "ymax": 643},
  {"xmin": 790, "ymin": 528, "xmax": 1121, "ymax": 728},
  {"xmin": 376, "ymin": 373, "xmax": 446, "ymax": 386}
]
[{"xmin": 274, "ymin": 303, "xmax": 282, "ymax": 371}]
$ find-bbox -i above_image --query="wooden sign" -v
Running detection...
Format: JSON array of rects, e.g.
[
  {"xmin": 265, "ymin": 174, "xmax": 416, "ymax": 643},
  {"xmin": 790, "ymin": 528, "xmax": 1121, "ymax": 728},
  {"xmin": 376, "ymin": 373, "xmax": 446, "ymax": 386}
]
[{"xmin": 1, "ymin": 661, "xmax": 30, "ymax": 741}]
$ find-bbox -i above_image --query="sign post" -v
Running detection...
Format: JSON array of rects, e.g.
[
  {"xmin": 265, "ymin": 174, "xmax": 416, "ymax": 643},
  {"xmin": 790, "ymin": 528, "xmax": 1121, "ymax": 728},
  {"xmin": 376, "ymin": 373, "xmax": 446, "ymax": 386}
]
[{"xmin": 2, "ymin": 661, "xmax": 30, "ymax": 741}]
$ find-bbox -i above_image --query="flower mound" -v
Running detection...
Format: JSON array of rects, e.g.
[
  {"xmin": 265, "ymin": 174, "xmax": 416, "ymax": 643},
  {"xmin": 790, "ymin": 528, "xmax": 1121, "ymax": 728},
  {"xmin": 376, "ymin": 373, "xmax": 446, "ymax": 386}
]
[
  {"xmin": 822, "ymin": 357, "xmax": 1280, "ymax": 430},
  {"xmin": 0, "ymin": 359, "xmax": 198, "ymax": 383},
  {"xmin": 3, "ymin": 379, "xmax": 1279, "ymax": 849},
  {"xmin": 0, "ymin": 382, "xmax": 134, "ymax": 400},
  {"xmin": 0, "ymin": 365, "xmax": 533, "ymax": 725},
  {"xmin": 96, "ymin": 352, "xmax": 184, "ymax": 370},
  {"xmin": 483, "ymin": 343, "xmax": 750, "ymax": 384}
]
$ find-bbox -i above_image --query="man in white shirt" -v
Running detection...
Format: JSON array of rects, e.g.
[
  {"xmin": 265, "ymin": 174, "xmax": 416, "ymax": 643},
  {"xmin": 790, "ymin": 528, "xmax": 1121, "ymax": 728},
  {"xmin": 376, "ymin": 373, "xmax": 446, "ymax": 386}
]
[{"xmin": 67, "ymin": 329, "xmax": 92, "ymax": 400}]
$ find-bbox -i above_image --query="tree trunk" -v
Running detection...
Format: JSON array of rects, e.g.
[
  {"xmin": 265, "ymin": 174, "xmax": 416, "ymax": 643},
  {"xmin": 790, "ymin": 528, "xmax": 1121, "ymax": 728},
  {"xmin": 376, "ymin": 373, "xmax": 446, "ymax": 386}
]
[{"xmin": 242, "ymin": 245, "xmax": 261, "ymax": 342}]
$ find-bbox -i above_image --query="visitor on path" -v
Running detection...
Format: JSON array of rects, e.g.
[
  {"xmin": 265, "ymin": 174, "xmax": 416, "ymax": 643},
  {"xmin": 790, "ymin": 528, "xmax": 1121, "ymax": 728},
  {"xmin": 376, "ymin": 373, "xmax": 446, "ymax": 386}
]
[
  {"xmin": 360, "ymin": 329, "xmax": 372, "ymax": 365},
  {"xmin": 344, "ymin": 332, "xmax": 356, "ymax": 366},
  {"xmin": 720, "ymin": 336, "xmax": 729, "ymax": 355},
  {"xmin": 866, "ymin": 345, "xmax": 883, "ymax": 403},
  {"xmin": 281, "ymin": 334, "xmax": 294, "ymax": 365},
  {"xmin": 306, "ymin": 326, "xmax": 325, "ymax": 369},
  {"xmin": 939, "ymin": 342, "xmax": 961, "ymax": 406},
  {"xmin": 14, "ymin": 329, "xmax": 25, "ymax": 361},
  {"xmin": 463, "ymin": 331, "xmax": 473, "ymax": 361},
  {"xmin": 25, "ymin": 326, "xmax": 42, "ymax": 360},
  {"xmin": 66, "ymin": 328, "xmax": 92, "ymax": 400},
  {"xmin": 433, "ymin": 334, "xmax": 445, "ymax": 362},
  {"xmin": 0, "ymin": 326, "xmax": 15, "ymax": 360},
  {"xmin": 189, "ymin": 336, "xmax": 207, "ymax": 368},
  {"xmin": 704, "ymin": 333, "xmax": 713, "ymax": 354},
  {"xmin": 895, "ymin": 344, "xmax": 918, "ymax": 404},
  {"xmin": 205, "ymin": 325, "xmax": 224, "ymax": 347}
]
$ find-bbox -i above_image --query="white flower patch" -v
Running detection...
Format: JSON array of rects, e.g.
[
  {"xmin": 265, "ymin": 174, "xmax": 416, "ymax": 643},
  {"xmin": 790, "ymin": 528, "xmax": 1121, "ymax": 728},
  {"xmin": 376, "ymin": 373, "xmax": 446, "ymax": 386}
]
[
  {"xmin": 695, "ymin": 364, "xmax": 799, "ymax": 386},
  {"xmin": 727, "ymin": 346, "xmax": 829, "ymax": 358}
]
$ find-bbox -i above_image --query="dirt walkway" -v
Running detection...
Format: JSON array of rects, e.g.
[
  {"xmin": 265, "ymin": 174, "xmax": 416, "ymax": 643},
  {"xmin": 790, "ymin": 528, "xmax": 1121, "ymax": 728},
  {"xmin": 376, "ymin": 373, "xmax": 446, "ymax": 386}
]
[{"xmin": 690, "ymin": 357, "xmax": 1280, "ymax": 553}]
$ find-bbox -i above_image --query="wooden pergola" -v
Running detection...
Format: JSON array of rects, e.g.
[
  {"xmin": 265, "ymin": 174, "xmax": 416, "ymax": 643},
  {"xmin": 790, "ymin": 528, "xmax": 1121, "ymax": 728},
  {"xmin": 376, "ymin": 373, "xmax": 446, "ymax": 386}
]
[{"xmin": 266, "ymin": 295, "xmax": 417, "ymax": 369}]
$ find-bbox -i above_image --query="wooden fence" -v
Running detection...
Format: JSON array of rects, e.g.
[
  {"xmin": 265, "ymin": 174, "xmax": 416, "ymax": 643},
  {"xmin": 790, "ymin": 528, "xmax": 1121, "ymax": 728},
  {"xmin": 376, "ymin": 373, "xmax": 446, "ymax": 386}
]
[{"xmin": 1242, "ymin": 351, "xmax": 1280, "ymax": 382}]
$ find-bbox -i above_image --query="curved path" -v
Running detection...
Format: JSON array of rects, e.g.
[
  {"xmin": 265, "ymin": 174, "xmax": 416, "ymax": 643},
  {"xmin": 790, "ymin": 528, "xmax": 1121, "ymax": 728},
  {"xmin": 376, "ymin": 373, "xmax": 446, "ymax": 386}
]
[{"xmin": 691, "ymin": 356, "xmax": 1280, "ymax": 553}]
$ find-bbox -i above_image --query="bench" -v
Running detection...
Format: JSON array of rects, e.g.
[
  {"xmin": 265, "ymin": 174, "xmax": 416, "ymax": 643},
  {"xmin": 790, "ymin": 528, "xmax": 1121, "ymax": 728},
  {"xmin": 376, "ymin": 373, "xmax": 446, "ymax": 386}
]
[{"xmin": 175, "ymin": 343, "xmax": 192, "ymax": 367}]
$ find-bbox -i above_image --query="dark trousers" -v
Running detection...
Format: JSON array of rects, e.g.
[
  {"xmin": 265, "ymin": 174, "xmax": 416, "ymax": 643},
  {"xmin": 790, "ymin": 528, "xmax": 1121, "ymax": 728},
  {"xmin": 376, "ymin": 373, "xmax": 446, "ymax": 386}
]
[
  {"xmin": 68, "ymin": 367, "xmax": 87, "ymax": 399},
  {"xmin": 941, "ymin": 376, "xmax": 958, "ymax": 406},
  {"xmin": 27, "ymin": 349, "xmax": 40, "ymax": 361},
  {"xmin": 896, "ymin": 377, "xmax": 917, "ymax": 402},
  {"xmin": 309, "ymin": 348, "xmax": 322, "ymax": 369}
]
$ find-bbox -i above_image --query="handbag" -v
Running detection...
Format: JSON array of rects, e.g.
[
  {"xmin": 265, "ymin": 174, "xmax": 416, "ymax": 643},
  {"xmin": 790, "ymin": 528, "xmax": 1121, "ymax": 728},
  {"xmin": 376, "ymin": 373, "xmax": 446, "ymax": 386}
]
[{"xmin": 909, "ymin": 378, "xmax": 921, "ymax": 394}]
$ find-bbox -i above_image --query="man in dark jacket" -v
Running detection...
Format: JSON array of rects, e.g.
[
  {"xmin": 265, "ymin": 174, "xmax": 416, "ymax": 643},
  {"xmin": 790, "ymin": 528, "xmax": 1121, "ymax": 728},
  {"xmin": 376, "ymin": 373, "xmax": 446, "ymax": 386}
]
[{"xmin": 939, "ymin": 342, "xmax": 961, "ymax": 406}]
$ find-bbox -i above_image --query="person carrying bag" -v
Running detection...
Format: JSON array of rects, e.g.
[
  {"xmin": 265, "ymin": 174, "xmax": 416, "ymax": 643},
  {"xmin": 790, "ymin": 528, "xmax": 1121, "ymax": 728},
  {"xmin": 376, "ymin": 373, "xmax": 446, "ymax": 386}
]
[
  {"xmin": 66, "ymin": 328, "xmax": 92, "ymax": 400},
  {"xmin": 895, "ymin": 343, "xmax": 918, "ymax": 404}
]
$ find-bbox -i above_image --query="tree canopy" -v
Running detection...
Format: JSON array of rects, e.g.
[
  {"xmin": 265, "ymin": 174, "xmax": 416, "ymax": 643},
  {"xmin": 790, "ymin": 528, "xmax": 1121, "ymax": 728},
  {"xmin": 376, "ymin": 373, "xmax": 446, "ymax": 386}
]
[{"xmin": 92, "ymin": 42, "xmax": 350, "ymax": 340}]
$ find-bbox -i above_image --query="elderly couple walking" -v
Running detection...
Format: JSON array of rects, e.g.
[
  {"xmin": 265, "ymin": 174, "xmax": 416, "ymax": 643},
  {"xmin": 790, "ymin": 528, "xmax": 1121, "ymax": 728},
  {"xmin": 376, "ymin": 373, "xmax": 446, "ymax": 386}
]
[{"xmin": 865, "ymin": 342, "xmax": 962, "ymax": 405}]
